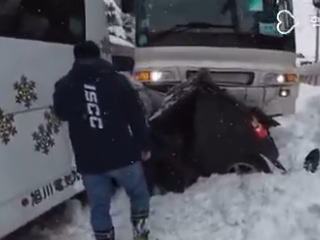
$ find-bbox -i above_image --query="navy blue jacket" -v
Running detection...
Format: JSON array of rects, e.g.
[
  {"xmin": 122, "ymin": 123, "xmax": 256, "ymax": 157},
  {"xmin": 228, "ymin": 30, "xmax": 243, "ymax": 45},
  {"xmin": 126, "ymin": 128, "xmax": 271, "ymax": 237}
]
[{"xmin": 53, "ymin": 58, "xmax": 149, "ymax": 174}]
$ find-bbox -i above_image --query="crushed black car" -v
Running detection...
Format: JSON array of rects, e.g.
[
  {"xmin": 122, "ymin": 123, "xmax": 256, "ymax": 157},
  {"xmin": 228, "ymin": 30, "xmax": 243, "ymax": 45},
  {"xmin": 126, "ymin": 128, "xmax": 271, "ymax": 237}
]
[{"xmin": 142, "ymin": 69, "xmax": 319, "ymax": 193}]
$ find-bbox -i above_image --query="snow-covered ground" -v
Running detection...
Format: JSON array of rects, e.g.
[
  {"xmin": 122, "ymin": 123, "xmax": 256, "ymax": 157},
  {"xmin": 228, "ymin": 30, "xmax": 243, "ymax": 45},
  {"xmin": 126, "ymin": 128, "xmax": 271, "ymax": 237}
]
[{"xmin": 15, "ymin": 84, "xmax": 320, "ymax": 240}]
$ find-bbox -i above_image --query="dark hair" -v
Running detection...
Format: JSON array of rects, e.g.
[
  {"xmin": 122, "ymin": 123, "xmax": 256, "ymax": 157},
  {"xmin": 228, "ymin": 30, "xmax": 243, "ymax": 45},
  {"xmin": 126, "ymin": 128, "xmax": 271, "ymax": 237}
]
[{"xmin": 73, "ymin": 41, "xmax": 101, "ymax": 59}]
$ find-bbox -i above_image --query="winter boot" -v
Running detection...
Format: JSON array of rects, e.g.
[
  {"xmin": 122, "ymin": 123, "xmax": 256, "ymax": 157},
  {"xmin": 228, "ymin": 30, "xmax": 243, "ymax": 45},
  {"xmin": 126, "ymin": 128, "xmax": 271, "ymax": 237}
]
[
  {"xmin": 94, "ymin": 228, "xmax": 115, "ymax": 240},
  {"xmin": 132, "ymin": 216, "xmax": 149, "ymax": 240}
]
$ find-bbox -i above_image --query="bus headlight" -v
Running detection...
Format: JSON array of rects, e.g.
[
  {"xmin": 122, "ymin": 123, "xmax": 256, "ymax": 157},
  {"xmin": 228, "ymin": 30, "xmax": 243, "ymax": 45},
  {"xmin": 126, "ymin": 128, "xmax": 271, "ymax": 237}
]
[
  {"xmin": 134, "ymin": 70, "xmax": 175, "ymax": 83},
  {"xmin": 276, "ymin": 74, "xmax": 286, "ymax": 83},
  {"xmin": 264, "ymin": 73, "xmax": 299, "ymax": 84},
  {"xmin": 279, "ymin": 73, "xmax": 298, "ymax": 83}
]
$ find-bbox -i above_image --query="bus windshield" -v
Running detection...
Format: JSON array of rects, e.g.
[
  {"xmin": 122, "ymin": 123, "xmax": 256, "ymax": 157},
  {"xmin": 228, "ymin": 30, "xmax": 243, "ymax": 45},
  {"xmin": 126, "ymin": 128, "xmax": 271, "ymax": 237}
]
[{"xmin": 135, "ymin": 0, "xmax": 295, "ymax": 52}]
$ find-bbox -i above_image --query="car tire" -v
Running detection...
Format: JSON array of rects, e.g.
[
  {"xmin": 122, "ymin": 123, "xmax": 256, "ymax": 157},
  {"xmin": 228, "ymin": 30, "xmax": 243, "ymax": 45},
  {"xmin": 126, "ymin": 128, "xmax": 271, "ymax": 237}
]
[{"xmin": 226, "ymin": 155, "xmax": 271, "ymax": 174}]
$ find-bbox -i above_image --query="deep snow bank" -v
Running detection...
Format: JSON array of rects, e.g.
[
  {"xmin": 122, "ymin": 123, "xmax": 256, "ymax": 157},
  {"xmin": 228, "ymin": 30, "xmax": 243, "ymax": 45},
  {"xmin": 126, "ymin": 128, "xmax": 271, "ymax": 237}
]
[{"xmin": 150, "ymin": 84, "xmax": 320, "ymax": 240}]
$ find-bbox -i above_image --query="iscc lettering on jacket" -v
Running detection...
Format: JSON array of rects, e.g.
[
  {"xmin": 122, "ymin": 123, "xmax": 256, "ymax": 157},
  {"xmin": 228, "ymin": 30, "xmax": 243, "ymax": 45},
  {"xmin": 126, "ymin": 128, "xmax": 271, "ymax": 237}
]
[{"xmin": 84, "ymin": 84, "xmax": 104, "ymax": 129}]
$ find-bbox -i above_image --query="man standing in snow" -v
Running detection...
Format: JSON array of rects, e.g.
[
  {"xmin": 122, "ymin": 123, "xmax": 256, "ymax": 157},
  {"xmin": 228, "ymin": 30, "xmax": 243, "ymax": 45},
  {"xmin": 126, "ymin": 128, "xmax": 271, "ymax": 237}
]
[{"xmin": 53, "ymin": 41, "xmax": 151, "ymax": 240}]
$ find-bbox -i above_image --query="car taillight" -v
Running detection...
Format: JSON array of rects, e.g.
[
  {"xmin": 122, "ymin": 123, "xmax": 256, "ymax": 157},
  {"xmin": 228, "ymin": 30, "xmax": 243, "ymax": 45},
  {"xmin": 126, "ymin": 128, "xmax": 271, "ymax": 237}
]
[
  {"xmin": 251, "ymin": 117, "xmax": 268, "ymax": 139},
  {"xmin": 254, "ymin": 125, "xmax": 268, "ymax": 139}
]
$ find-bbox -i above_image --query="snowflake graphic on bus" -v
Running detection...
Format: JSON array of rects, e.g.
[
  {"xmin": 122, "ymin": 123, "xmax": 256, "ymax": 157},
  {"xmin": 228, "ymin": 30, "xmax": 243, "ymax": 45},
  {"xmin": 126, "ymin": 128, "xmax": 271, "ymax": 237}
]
[
  {"xmin": 32, "ymin": 124, "xmax": 55, "ymax": 154},
  {"xmin": 0, "ymin": 108, "xmax": 17, "ymax": 145},
  {"xmin": 14, "ymin": 75, "xmax": 38, "ymax": 109},
  {"xmin": 32, "ymin": 108, "xmax": 63, "ymax": 154},
  {"xmin": 44, "ymin": 107, "xmax": 62, "ymax": 135}
]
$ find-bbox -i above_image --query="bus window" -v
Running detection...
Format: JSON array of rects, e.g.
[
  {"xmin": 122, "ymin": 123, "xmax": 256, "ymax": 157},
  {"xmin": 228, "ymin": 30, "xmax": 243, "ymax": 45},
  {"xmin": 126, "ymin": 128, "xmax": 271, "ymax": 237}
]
[{"xmin": 0, "ymin": 0, "xmax": 85, "ymax": 44}]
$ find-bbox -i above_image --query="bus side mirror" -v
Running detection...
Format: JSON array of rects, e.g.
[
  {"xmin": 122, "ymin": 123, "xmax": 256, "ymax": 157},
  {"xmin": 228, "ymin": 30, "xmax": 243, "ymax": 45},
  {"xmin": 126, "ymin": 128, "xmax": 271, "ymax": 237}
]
[
  {"xmin": 313, "ymin": 0, "xmax": 320, "ymax": 8},
  {"xmin": 121, "ymin": 0, "xmax": 135, "ymax": 14}
]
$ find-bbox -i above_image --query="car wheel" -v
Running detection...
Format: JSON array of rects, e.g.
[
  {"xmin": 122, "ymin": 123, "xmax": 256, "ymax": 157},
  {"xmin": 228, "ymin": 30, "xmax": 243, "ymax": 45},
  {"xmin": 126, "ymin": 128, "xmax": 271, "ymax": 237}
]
[{"xmin": 226, "ymin": 155, "xmax": 271, "ymax": 174}]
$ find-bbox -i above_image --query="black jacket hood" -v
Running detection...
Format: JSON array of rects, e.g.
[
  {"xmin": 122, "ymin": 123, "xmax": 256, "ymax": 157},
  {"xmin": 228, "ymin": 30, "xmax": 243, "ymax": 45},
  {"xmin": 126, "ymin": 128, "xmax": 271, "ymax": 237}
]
[{"xmin": 70, "ymin": 58, "xmax": 115, "ymax": 83}]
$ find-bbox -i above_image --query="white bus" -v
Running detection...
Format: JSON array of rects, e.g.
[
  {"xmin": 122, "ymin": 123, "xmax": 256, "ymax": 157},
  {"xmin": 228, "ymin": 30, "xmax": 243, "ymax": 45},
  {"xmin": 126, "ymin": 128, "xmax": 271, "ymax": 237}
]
[
  {"xmin": 0, "ymin": 0, "xmax": 108, "ymax": 238},
  {"xmin": 296, "ymin": 0, "xmax": 320, "ymax": 85},
  {"xmin": 127, "ymin": 0, "xmax": 300, "ymax": 116}
]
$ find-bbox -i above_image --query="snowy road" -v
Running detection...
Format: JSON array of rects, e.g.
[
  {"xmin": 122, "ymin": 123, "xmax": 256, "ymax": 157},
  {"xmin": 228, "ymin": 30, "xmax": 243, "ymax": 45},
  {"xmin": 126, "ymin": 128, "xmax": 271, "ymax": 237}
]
[{"xmin": 13, "ymin": 84, "xmax": 320, "ymax": 240}]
